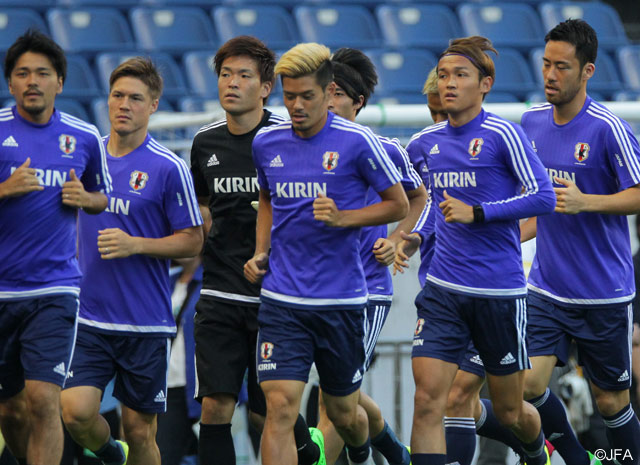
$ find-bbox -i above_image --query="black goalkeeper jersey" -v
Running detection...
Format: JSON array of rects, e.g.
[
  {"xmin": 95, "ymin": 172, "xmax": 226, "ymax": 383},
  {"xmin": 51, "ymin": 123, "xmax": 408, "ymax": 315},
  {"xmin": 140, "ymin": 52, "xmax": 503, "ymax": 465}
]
[{"xmin": 191, "ymin": 109, "xmax": 284, "ymax": 305}]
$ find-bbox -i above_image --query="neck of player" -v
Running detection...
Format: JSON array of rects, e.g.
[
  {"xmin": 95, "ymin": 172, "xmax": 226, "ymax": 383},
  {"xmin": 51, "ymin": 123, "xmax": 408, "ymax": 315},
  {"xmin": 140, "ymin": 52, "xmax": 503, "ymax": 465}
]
[
  {"xmin": 552, "ymin": 88, "xmax": 588, "ymax": 126},
  {"xmin": 226, "ymin": 105, "xmax": 265, "ymax": 136},
  {"xmin": 107, "ymin": 126, "xmax": 148, "ymax": 157}
]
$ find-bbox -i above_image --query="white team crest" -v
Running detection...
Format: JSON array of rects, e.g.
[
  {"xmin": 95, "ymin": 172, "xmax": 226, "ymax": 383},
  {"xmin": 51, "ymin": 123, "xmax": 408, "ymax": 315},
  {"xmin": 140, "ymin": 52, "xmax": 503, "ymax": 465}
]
[
  {"xmin": 261, "ymin": 342, "xmax": 274, "ymax": 360},
  {"xmin": 468, "ymin": 138, "xmax": 483, "ymax": 157},
  {"xmin": 322, "ymin": 151, "xmax": 339, "ymax": 171},
  {"xmin": 574, "ymin": 142, "xmax": 590, "ymax": 162},
  {"xmin": 129, "ymin": 171, "xmax": 149, "ymax": 191},
  {"xmin": 59, "ymin": 134, "xmax": 76, "ymax": 154}
]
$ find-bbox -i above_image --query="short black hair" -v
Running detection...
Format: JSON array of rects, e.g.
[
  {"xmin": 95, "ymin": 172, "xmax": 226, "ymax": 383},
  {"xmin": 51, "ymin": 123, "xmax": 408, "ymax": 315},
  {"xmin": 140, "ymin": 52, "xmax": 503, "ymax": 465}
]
[
  {"xmin": 331, "ymin": 48, "xmax": 378, "ymax": 114},
  {"xmin": 545, "ymin": 19, "xmax": 598, "ymax": 69},
  {"xmin": 4, "ymin": 29, "xmax": 67, "ymax": 83}
]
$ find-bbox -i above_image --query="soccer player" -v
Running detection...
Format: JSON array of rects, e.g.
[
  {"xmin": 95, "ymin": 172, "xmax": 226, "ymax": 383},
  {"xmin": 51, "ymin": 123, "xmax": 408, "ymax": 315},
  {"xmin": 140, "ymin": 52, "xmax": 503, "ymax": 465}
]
[
  {"xmin": 244, "ymin": 42, "xmax": 409, "ymax": 465},
  {"xmin": 409, "ymin": 36, "xmax": 556, "ymax": 465},
  {"xmin": 517, "ymin": 19, "xmax": 640, "ymax": 464},
  {"xmin": 313, "ymin": 47, "xmax": 425, "ymax": 465},
  {"xmin": 0, "ymin": 30, "xmax": 110, "ymax": 465},
  {"xmin": 60, "ymin": 57, "xmax": 203, "ymax": 465}
]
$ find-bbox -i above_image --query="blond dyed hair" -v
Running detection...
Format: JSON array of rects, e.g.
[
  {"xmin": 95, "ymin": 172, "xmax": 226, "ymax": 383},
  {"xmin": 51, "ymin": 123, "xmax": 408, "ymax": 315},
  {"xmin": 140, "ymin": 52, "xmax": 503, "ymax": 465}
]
[
  {"xmin": 422, "ymin": 67, "xmax": 438, "ymax": 96},
  {"xmin": 275, "ymin": 43, "xmax": 333, "ymax": 89}
]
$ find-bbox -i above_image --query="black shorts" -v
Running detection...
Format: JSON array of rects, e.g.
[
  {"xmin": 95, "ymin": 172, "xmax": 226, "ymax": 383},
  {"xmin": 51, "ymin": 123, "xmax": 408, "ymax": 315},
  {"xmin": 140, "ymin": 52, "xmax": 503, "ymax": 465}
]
[{"xmin": 193, "ymin": 297, "xmax": 265, "ymax": 415}]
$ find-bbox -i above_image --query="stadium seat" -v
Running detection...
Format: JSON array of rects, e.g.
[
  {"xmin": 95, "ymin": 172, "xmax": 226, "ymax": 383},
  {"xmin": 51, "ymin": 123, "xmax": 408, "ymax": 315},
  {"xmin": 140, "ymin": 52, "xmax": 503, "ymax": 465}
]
[
  {"xmin": 178, "ymin": 96, "xmax": 221, "ymax": 113},
  {"xmin": 0, "ymin": 9, "xmax": 48, "ymax": 51},
  {"xmin": 56, "ymin": 0, "xmax": 139, "ymax": 9},
  {"xmin": 129, "ymin": 7, "xmax": 217, "ymax": 56},
  {"xmin": 294, "ymin": 6, "xmax": 382, "ymax": 49},
  {"xmin": 61, "ymin": 55, "xmax": 102, "ymax": 102},
  {"xmin": 368, "ymin": 49, "xmax": 437, "ymax": 100},
  {"xmin": 54, "ymin": 98, "xmax": 90, "ymax": 121},
  {"xmin": 0, "ymin": 64, "xmax": 11, "ymax": 99},
  {"xmin": 47, "ymin": 8, "xmax": 134, "ymax": 54},
  {"xmin": 376, "ymin": 4, "xmax": 462, "ymax": 53},
  {"xmin": 457, "ymin": 3, "xmax": 545, "ymax": 51},
  {"xmin": 96, "ymin": 52, "xmax": 189, "ymax": 103},
  {"xmin": 212, "ymin": 6, "xmax": 299, "ymax": 50},
  {"xmin": 0, "ymin": 0, "xmax": 53, "ymax": 11},
  {"xmin": 222, "ymin": 0, "xmax": 297, "ymax": 7},
  {"xmin": 613, "ymin": 91, "xmax": 640, "ymax": 102},
  {"xmin": 539, "ymin": 2, "xmax": 629, "ymax": 51},
  {"xmin": 492, "ymin": 48, "xmax": 537, "ymax": 99},
  {"xmin": 182, "ymin": 51, "xmax": 218, "ymax": 99},
  {"xmin": 143, "ymin": 0, "xmax": 223, "ymax": 7},
  {"xmin": 484, "ymin": 91, "xmax": 520, "ymax": 103},
  {"xmin": 616, "ymin": 45, "xmax": 640, "ymax": 92}
]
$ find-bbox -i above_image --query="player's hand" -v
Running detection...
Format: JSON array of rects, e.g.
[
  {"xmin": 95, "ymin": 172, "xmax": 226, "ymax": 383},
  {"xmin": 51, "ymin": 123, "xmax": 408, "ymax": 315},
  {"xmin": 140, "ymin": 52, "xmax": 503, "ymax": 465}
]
[
  {"xmin": 313, "ymin": 192, "xmax": 345, "ymax": 227},
  {"xmin": 61, "ymin": 169, "xmax": 89, "ymax": 209},
  {"xmin": 244, "ymin": 252, "xmax": 269, "ymax": 283},
  {"xmin": 373, "ymin": 237, "xmax": 395, "ymax": 266},
  {"xmin": 98, "ymin": 228, "xmax": 140, "ymax": 259},
  {"xmin": 439, "ymin": 190, "xmax": 473, "ymax": 223},
  {"xmin": 553, "ymin": 177, "xmax": 586, "ymax": 214},
  {"xmin": 393, "ymin": 232, "xmax": 421, "ymax": 275},
  {"xmin": 0, "ymin": 157, "xmax": 44, "ymax": 198}
]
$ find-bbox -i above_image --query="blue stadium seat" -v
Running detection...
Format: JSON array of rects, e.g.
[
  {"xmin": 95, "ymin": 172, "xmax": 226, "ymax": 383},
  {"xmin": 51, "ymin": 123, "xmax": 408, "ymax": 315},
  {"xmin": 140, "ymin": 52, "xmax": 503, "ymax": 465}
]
[
  {"xmin": 484, "ymin": 91, "xmax": 520, "ymax": 103},
  {"xmin": 294, "ymin": 6, "xmax": 382, "ymax": 49},
  {"xmin": 376, "ymin": 4, "xmax": 462, "ymax": 53},
  {"xmin": 616, "ymin": 45, "xmax": 640, "ymax": 92},
  {"xmin": 96, "ymin": 52, "xmax": 189, "ymax": 103},
  {"xmin": 492, "ymin": 48, "xmax": 537, "ymax": 98},
  {"xmin": 457, "ymin": 3, "xmax": 545, "ymax": 51},
  {"xmin": 212, "ymin": 6, "xmax": 299, "ymax": 50},
  {"xmin": 47, "ymin": 8, "xmax": 134, "ymax": 54},
  {"xmin": 368, "ymin": 49, "xmax": 437, "ymax": 100},
  {"xmin": 0, "ymin": 64, "xmax": 11, "ymax": 99},
  {"xmin": 56, "ymin": 0, "xmax": 139, "ymax": 9},
  {"xmin": 61, "ymin": 55, "xmax": 102, "ymax": 102},
  {"xmin": 613, "ymin": 91, "xmax": 640, "ymax": 102},
  {"xmin": 143, "ymin": 0, "xmax": 223, "ymax": 7},
  {"xmin": 0, "ymin": 9, "xmax": 48, "ymax": 51},
  {"xmin": 129, "ymin": 7, "xmax": 217, "ymax": 56},
  {"xmin": 0, "ymin": 0, "xmax": 53, "ymax": 11},
  {"xmin": 538, "ymin": 2, "xmax": 629, "ymax": 51},
  {"xmin": 54, "ymin": 98, "xmax": 90, "ymax": 121},
  {"xmin": 222, "ymin": 0, "xmax": 297, "ymax": 7},
  {"xmin": 182, "ymin": 51, "xmax": 218, "ymax": 99},
  {"xmin": 178, "ymin": 96, "xmax": 221, "ymax": 113}
]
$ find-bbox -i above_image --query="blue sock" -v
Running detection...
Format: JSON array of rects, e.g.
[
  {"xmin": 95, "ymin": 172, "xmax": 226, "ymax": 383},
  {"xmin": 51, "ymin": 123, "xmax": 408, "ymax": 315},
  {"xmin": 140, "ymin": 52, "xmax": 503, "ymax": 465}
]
[
  {"xmin": 94, "ymin": 436, "xmax": 125, "ymax": 465},
  {"xmin": 475, "ymin": 398, "xmax": 525, "ymax": 455},
  {"xmin": 602, "ymin": 404, "xmax": 640, "ymax": 465},
  {"xmin": 410, "ymin": 453, "xmax": 446, "ymax": 465},
  {"xmin": 371, "ymin": 420, "xmax": 410, "ymax": 465},
  {"xmin": 347, "ymin": 438, "xmax": 371, "ymax": 464},
  {"xmin": 444, "ymin": 417, "xmax": 476, "ymax": 465},
  {"xmin": 520, "ymin": 428, "xmax": 547, "ymax": 465},
  {"xmin": 529, "ymin": 388, "xmax": 589, "ymax": 465}
]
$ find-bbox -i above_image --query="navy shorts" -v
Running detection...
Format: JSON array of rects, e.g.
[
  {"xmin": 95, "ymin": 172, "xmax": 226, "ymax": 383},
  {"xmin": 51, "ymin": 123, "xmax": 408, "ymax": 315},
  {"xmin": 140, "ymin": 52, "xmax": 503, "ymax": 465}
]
[
  {"xmin": 65, "ymin": 326, "xmax": 170, "ymax": 413},
  {"xmin": 364, "ymin": 299, "xmax": 391, "ymax": 371},
  {"xmin": 412, "ymin": 283, "xmax": 529, "ymax": 376},
  {"xmin": 458, "ymin": 341, "xmax": 486, "ymax": 379},
  {"xmin": 527, "ymin": 293, "xmax": 633, "ymax": 391},
  {"xmin": 256, "ymin": 301, "xmax": 366, "ymax": 396},
  {"xmin": 0, "ymin": 294, "xmax": 78, "ymax": 398}
]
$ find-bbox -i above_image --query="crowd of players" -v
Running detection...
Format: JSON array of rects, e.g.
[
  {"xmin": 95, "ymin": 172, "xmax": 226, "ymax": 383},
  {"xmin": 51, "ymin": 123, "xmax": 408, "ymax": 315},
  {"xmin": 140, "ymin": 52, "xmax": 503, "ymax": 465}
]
[{"xmin": 0, "ymin": 14, "xmax": 639, "ymax": 465}]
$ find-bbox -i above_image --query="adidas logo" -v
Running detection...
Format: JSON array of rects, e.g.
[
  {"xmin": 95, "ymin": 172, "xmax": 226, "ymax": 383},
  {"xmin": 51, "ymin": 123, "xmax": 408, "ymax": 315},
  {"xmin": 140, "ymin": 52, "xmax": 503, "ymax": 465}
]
[
  {"xmin": 618, "ymin": 370, "xmax": 629, "ymax": 382},
  {"xmin": 207, "ymin": 154, "xmax": 220, "ymax": 167},
  {"xmin": 53, "ymin": 362, "xmax": 66, "ymax": 376},
  {"xmin": 270, "ymin": 155, "xmax": 284, "ymax": 168},
  {"xmin": 154, "ymin": 390, "xmax": 166, "ymax": 402},
  {"xmin": 470, "ymin": 355, "xmax": 484, "ymax": 366},
  {"xmin": 352, "ymin": 369, "xmax": 362, "ymax": 383},
  {"xmin": 429, "ymin": 144, "xmax": 440, "ymax": 155},
  {"xmin": 2, "ymin": 136, "xmax": 18, "ymax": 147},
  {"xmin": 499, "ymin": 352, "xmax": 516, "ymax": 365}
]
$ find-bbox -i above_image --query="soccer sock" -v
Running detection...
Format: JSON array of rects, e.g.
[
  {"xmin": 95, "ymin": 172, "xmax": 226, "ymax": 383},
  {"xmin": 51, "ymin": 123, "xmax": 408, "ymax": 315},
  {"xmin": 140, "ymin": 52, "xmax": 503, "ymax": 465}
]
[
  {"xmin": 528, "ymin": 388, "xmax": 589, "ymax": 465},
  {"xmin": 475, "ymin": 398, "xmax": 525, "ymax": 455},
  {"xmin": 520, "ymin": 428, "xmax": 547, "ymax": 465},
  {"xmin": 371, "ymin": 420, "xmax": 411, "ymax": 465},
  {"xmin": 346, "ymin": 438, "xmax": 371, "ymax": 464},
  {"xmin": 602, "ymin": 404, "xmax": 640, "ymax": 465},
  {"xmin": 410, "ymin": 453, "xmax": 446, "ymax": 465},
  {"xmin": 294, "ymin": 414, "xmax": 320, "ymax": 465},
  {"xmin": 94, "ymin": 436, "xmax": 125, "ymax": 465},
  {"xmin": 199, "ymin": 423, "xmax": 235, "ymax": 465},
  {"xmin": 444, "ymin": 417, "xmax": 476, "ymax": 465}
]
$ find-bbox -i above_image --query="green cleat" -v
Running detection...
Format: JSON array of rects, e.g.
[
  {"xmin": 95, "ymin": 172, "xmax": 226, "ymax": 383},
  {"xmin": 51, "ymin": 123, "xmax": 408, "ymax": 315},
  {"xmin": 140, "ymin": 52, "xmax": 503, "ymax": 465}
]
[
  {"xmin": 82, "ymin": 439, "xmax": 128, "ymax": 465},
  {"xmin": 309, "ymin": 427, "xmax": 326, "ymax": 465},
  {"xmin": 406, "ymin": 445, "xmax": 412, "ymax": 465},
  {"xmin": 587, "ymin": 451, "xmax": 603, "ymax": 465},
  {"xmin": 523, "ymin": 445, "xmax": 551, "ymax": 465}
]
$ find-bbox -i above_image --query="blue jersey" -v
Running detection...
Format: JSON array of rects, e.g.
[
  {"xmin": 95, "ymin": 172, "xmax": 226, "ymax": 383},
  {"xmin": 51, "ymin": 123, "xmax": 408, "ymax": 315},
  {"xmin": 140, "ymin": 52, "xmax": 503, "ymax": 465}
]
[
  {"xmin": 422, "ymin": 109, "xmax": 555, "ymax": 297},
  {"xmin": 361, "ymin": 137, "xmax": 422, "ymax": 299},
  {"xmin": 522, "ymin": 97, "xmax": 640, "ymax": 306},
  {"xmin": 0, "ymin": 107, "xmax": 111, "ymax": 300},
  {"xmin": 252, "ymin": 112, "xmax": 402, "ymax": 309},
  {"xmin": 77, "ymin": 135, "xmax": 202, "ymax": 336}
]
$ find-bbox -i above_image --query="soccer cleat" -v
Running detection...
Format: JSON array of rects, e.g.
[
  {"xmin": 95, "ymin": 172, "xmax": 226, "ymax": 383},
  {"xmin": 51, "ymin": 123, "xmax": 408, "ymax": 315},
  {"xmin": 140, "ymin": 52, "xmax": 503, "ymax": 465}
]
[
  {"xmin": 116, "ymin": 440, "xmax": 129, "ymax": 465},
  {"xmin": 587, "ymin": 450, "xmax": 603, "ymax": 465},
  {"xmin": 405, "ymin": 445, "xmax": 412, "ymax": 465},
  {"xmin": 544, "ymin": 439, "xmax": 555, "ymax": 457},
  {"xmin": 309, "ymin": 427, "xmax": 326, "ymax": 465},
  {"xmin": 522, "ymin": 445, "xmax": 551, "ymax": 465}
]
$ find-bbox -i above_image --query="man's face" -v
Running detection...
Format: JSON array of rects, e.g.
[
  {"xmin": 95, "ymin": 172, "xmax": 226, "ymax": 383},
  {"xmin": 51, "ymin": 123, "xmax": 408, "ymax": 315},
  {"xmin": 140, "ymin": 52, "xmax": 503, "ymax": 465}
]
[
  {"xmin": 282, "ymin": 74, "xmax": 334, "ymax": 138},
  {"xmin": 328, "ymin": 84, "xmax": 361, "ymax": 122},
  {"xmin": 9, "ymin": 51, "xmax": 62, "ymax": 123},
  {"xmin": 108, "ymin": 76, "xmax": 158, "ymax": 137},
  {"xmin": 218, "ymin": 55, "xmax": 270, "ymax": 116},
  {"xmin": 542, "ymin": 40, "xmax": 589, "ymax": 106},
  {"xmin": 437, "ymin": 54, "xmax": 490, "ymax": 121},
  {"xmin": 427, "ymin": 92, "xmax": 447, "ymax": 124}
]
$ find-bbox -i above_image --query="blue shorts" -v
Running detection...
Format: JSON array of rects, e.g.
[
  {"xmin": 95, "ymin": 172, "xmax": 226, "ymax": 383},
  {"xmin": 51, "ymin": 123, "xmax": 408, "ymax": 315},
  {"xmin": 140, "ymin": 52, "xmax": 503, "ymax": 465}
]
[
  {"xmin": 256, "ymin": 301, "xmax": 366, "ymax": 396},
  {"xmin": 65, "ymin": 326, "xmax": 170, "ymax": 413},
  {"xmin": 458, "ymin": 341, "xmax": 486, "ymax": 379},
  {"xmin": 412, "ymin": 283, "xmax": 529, "ymax": 376},
  {"xmin": 527, "ymin": 293, "xmax": 633, "ymax": 391},
  {"xmin": 364, "ymin": 299, "xmax": 391, "ymax": 371},
  {"xmin": 0, "ymin": 295, "xmax": 78, "ymax": 398}
]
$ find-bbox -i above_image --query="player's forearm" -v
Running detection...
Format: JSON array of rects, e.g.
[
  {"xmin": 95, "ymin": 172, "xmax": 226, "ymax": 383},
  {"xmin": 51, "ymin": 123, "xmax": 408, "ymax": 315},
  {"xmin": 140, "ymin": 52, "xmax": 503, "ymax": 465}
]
[
  {"xmin": 81, "ymin": 191, "xmax": 108, "ymax": 214},
  {"xmin": 254, "ymin": 189, "xmax": 272, "ymax": 255},
  {"xmin": 389, "ymin": 185, "xmax": 427, "ymax": 245},
  {"xmin": 198, "ymin": 201, "xmax": 212, "ymax": 238},
  {"xmin": 580, "ymin": 185, "xmax": 640, "ymax": 215},
  {"xmin": 134, "ymin": 227, "xmax": 204, "ymax": 259},
  {"xmin": 520, "ymin": 217, "xmax": 537, "ymax": 242}
]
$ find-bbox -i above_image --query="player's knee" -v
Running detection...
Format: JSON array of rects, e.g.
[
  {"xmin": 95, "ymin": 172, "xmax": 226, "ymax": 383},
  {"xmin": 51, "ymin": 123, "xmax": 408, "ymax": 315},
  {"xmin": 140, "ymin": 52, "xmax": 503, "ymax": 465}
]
[
  {"xmin": 264, "ymin": 391, "xmax": 298, "ymax": 424},
  {"xmin": 0, "ymin": 397, "xmax": 28, "ymax": 427},
  {"xmin": 325, "ymin": 404, "xmax": 357, "ymax": 431},
  {"xmin": 593, "ymin": 389, "xmax": 629, "ymax": 417},
  {"xmin": 201, "ymin": 394, "xmax": 236, "ymax": 424},
  {"xmin": 413, "ymin": 386, "xmax": 446, "ymax": 420},
  {"xmin": 492, "ymin": 402, "xmax": 521, "ymax": 428},
  {"xmin": 522, "ymin": 380, "xmax": 547, "ymax": 401},
  {"xmin": 248, "ymin": 411, "xmax": 265, "ymax": 433},
  {"xmin": 446, "ymin": 383, "xmax": 476, "ymax": 416},
  {"xmin": 124, "ymin": 422, "xmax": 155, "ymax": 448}
]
